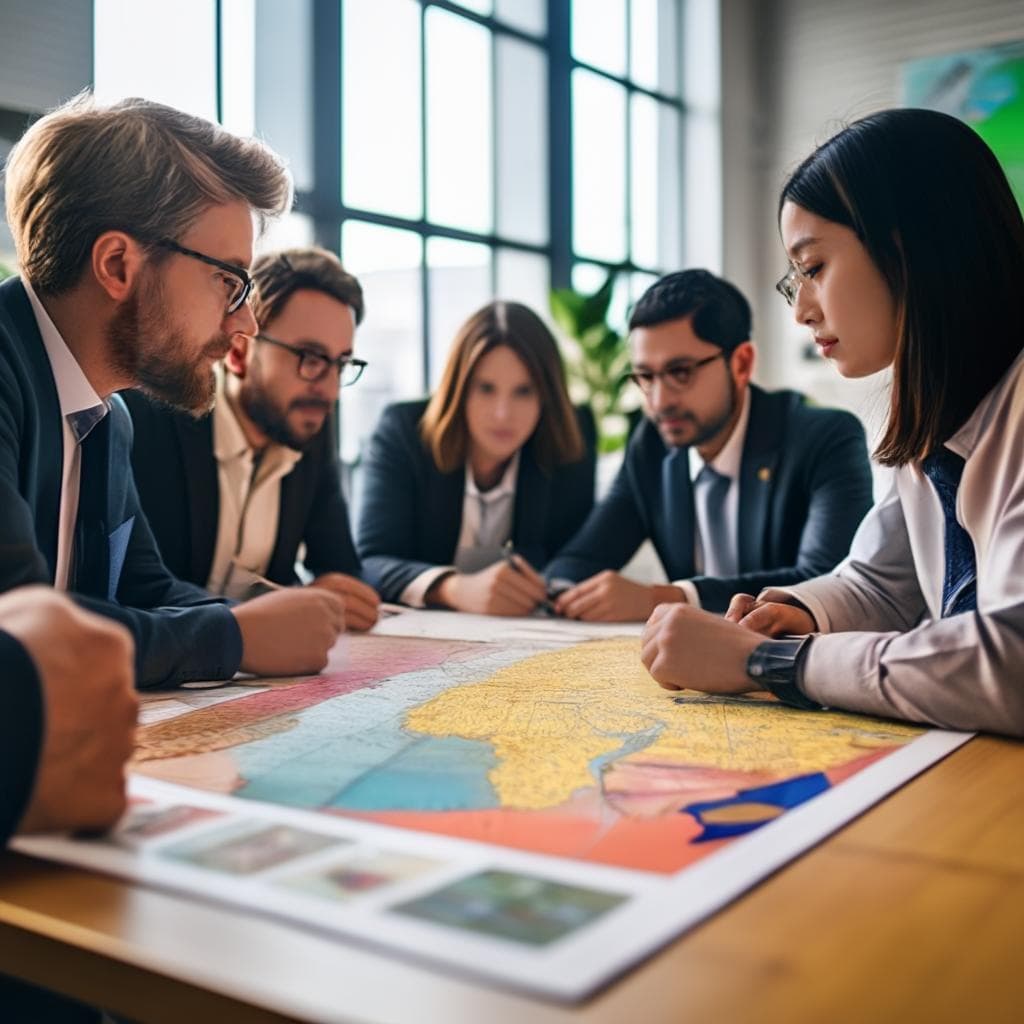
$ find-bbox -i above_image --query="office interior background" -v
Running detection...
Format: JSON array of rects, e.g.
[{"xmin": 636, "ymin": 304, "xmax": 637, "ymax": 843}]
[{"xmin": 1, "ymin": 0, "xmax": 1022, "ymax": 468}]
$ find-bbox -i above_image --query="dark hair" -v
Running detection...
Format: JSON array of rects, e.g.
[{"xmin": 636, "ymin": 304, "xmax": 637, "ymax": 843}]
[
  {"xmin": 250, "ymin": 247, "xmax": 364, "ymax": 329},
  {"xmin": 780, "ymin": 107, "xmax": 1024, "ymax": 466},
  {"xmin": 629, "ymin": 269, "xmax": 752, "ymax": 352},
  {"xmin": 420, "ymin": 301, "xmax": 584, "ymax": 474}
]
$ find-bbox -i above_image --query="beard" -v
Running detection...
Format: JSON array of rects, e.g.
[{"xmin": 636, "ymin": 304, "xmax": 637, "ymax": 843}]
[
  {"xmin": 657, "ymin": 385, "xmax": 737, "ymax": 449},
  {"xmin": 108, "ymin": 275, "xmax": 230, "ymax": 415},
  {"xmin": 238, "ymin": 360, "xmax": 330, "ymax": 451}
]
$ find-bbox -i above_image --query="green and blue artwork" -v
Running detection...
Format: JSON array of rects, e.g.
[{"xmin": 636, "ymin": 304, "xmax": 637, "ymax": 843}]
[{"xmin": 904, "ymin": 41, "xmax": 1024, "ymax": 211}]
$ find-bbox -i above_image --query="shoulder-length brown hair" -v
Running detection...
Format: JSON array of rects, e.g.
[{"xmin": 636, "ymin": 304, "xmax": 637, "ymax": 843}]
[
  {"xmin": 420, "ymin": 301, "xmax": 584, "ymax": 474},
  {"xmin": 779, "ymin": 108, "xmax": 1024, "ymax": 466}
]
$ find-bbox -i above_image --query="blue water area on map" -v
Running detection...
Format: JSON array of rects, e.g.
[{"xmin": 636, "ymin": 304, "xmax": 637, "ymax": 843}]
[{"xmin": 329, "ymin": 735, "xmax": 500, "ymax": 811}]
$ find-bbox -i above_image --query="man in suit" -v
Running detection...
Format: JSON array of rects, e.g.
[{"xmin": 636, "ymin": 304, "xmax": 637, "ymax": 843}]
[
  {"xmin": 0, "ymin": 93, "xmax": 345, "ymax": 687},
  {"xmin": 547, "ymin": 269, "xmax": 874, "ymax": 619},
  {"xmin": 124, "ymin": 248, "xmax": 380, "ymax": 630}
]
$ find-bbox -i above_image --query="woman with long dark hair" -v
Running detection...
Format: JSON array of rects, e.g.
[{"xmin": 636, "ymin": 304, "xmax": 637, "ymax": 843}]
[
  {"xmin": 640, "ymin": 108, "xmax": 1024, "ymax": 736},
  {"xmin": 357, "ymin": 300, "xmax": 595, "ymax": 614}
]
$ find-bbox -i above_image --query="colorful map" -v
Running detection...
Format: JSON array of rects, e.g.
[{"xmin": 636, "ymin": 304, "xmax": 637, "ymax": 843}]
[{"xmin": 134, "ymin": 633, "xmax": 921, "ymax": 875}]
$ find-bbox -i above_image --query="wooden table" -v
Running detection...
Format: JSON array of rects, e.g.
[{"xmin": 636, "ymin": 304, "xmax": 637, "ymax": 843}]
[{"xmin": 1, "ymin": 735, "xmax": 1022, "ymax": 1023}]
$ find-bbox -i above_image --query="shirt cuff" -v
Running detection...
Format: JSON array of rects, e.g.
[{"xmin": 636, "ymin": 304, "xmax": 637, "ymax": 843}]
[
  {"xmin": 400, "ymin": 567, "xmax": 455, "ymax": 609},
  {"xmin": 673, "ymin": 579, "xmax": 702, "ymax": 609}
]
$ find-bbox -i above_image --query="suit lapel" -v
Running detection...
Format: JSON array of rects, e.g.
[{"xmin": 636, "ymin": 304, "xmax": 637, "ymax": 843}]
[
  {"xmin": 512, "ymin": 447, "xmax": 549, "ymax": 567},
  {"xmin": 175, "ymin": 414, "xmax": 220, "ymax": 584},
  {"xmin": 4, "ymin": 280, "xmax": 63, "ymax": 578},
  {"xmin": 737, "ymin": 387, "xmax": 783, "ymax": 572}
]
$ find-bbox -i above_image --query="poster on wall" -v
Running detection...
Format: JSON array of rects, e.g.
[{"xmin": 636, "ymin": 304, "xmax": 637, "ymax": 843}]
[{"xmin": 903, "ymin": 41, "xmax": 1024, "ymax": 210}]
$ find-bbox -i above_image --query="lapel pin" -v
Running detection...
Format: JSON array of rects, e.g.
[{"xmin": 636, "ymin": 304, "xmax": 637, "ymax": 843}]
[{"xmin": 758, "ymin": 466, "xmax": 771, "ymax": 482}]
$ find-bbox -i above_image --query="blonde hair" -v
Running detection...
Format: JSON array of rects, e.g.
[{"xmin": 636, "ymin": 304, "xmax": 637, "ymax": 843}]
[
  {"xmin": 420, "ymin": 301, "xmax": 584, "ymax": 474},
  {"xmin": 4, "ymin": 92, "xmax": 292, "ymax": 295}
]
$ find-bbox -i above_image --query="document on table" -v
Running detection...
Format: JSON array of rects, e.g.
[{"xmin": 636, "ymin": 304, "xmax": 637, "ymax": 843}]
[{"xmin": 372, "ymin": 605, "xmax": 644, "ymax": 646}]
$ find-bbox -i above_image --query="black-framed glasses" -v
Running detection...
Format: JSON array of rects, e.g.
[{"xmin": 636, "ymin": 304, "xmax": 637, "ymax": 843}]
[
  {"xmin": 626, "ymin": 353, "xmax": 725, "ymax": 394},
  {"xmin": 256, "ymin": 334, "xmax": 368, "ymax": 386},
  {"xmin": 155, "ymin": 238, "xmax": 253, "ymax": 314},
  {"xmin": 775, "ymin": 263, "xmax": 816, "ymax": 307}
]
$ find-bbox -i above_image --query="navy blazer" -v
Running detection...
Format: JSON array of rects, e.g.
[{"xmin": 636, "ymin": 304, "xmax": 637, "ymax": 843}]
[
  {"xmin": 121, "ymin": 390, "xmax": 362, "ymax": 589},
  {"xmin": 545, "ymin": 385, "xmax": 874, "ymax": 612},
  {"xmin": 357, "ymin": 399, "xmax": 597, "ymax": 602},
  {"xmin": 0, "ymin": 277, "xmax": 242, "ymax": 687}
]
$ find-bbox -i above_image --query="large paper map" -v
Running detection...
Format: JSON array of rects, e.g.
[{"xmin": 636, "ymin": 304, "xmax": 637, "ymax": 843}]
[
  {"xmin": 19, "ymin": 619, "xmax": 971, "ymax": 1001},
  {"xmin": 133, "ymin": 634, "xmax": 920, "ymax": 874}
]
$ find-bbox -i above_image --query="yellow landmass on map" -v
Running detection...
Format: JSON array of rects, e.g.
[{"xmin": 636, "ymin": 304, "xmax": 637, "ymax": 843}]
[{"xmin": 405, "ymin": 638, "xmax": 921, "ymax": 811}]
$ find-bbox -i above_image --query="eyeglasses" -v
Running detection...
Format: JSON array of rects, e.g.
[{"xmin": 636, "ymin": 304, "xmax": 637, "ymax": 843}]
[
  {"xmin": 626, "ymin": 353, "xmax": 725, "ymax": 394},
  {"xmin": 775, "ymin": 263, "xmax": 818, "ymax": 307},
  {"xmin": 256, "ymin": 334, "xmax": 368, "ymax": 386},
  {"xmin": 155, "ymin": 238, "xmax": 253, "ymax": 314}
]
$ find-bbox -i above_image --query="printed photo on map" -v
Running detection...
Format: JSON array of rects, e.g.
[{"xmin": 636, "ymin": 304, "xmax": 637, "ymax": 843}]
[
  {"xmin": 392, "ymin": 869, "xmax": 627, "ymax": 946},
  {"xmin": 276, "ymin": 850, "xmax": 440, "ymax": 902},
  {"xmin": 112, "ymin": 802, "xmax": 225, "ymax": 847},
  {"xmin": 161, "ymin": 822, "xmax": 342, "ymax": 876}
]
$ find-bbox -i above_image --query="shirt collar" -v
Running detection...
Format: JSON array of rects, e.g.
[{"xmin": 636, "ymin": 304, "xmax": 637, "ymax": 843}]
[
  {"xmin": 688, "ymin": 385, "xmax": 751, "ymax": 482},
  {"xmin": 23, "ymin": 279, "xmax": 107, "ymax": 441},
  {"xmin": 465, "ymin": 450, "xmax": 520, "ymax": 503},
  {"xmin": 212, "ymin": 367, "xmax": 303, "ymax": 475}
]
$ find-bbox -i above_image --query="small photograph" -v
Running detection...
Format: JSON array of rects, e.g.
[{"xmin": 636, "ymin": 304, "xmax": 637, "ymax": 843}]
[
  {"xmin": 278, "ymin": 850, "xmax": 439, "ymax": 902},
  {"xmin": 114, "ymin": 803, "xmax": 224, "ymax": 846},
  {"xmin": 392, "ymin": 869, "xmax": 627, "ymax": 946},
  {"xmin": 161, "ymin": 822, "xmax": 341, "ymax": 876}
]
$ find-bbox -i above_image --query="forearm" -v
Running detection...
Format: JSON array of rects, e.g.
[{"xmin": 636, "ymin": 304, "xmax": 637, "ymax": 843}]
[{"xmin": 800, "ymin": 607, "xmax": 1024, "ymax": 736}]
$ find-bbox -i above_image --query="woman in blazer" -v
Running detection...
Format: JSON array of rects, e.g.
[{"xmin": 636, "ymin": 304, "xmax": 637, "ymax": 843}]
[
  {"xmin": 640, "ymin": 108, "xmax": 1024, "ymax": 737},
  {"xmin": 357, "ymin": 300, "xmax": 596, "ymax": 614}
]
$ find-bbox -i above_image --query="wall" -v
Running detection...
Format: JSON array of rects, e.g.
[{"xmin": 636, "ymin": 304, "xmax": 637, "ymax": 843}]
[{"xmin": 727, "ymin": 0, "xmax": 1024, "ymax": 441}]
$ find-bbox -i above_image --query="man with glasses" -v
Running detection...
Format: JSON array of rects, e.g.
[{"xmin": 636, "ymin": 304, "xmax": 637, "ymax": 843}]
[
  {"xmin": 124, "ymin": 248, "xmax": 381, "ymax": 630},
  {"xmin": 546, "ymin": 269, "xmax": 874, "ymax": 620},
  {"xmin": 0, "ymin": 94, "xmax": 347, "ymax": 692}
]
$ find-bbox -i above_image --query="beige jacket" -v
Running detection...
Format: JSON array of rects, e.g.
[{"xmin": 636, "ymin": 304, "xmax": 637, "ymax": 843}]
[{"xmin": 784, "ymin": 351, "xmax": 1024, "ymax": 736}]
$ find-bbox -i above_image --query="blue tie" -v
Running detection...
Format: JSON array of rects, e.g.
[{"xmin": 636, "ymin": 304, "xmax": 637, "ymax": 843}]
[
  {"xmin": 695, "ymin": 464, "xmax": 735, "ymax": 577},
  {"xmin": 921, "ymin": 447, "xmax": 976, "ymax": 617},
  {"xmin": 661, "ymin": 448, "xmax": 693, "ymax": 577}
]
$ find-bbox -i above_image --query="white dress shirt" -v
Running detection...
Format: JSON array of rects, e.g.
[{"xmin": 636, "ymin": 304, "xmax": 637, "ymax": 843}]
[
  {"xmin": 400, "ymin": 452, "xmax": 520, "ymax": 607},
  {"xmin": 673, "ymin": 387, "xmax": 750, "ymax": 608},
  {"xmin": 206, "ymin": 373, "xmax": 302, "ymax": 600},
  {"xmin": 781, "ymin": 350, "xmax": 1024, "ymax": 734},
  {"xmin": 23, "ymin": 281, "xmax": 106, "ymax": 590}
]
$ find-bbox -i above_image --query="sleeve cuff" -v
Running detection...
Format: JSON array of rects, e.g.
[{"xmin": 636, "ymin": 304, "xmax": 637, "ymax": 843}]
[
  {"xmin": 400, "ymin": 567, "xmax": 455, "ymax": 609},
  {"xmin": 673, "ymin": 579, "xmax": 701, "ymax": 609}
]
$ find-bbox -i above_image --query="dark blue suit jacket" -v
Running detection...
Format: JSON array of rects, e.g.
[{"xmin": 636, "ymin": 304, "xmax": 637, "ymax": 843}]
[
  {"xmin": 121, "ymin": 389, "xmax": 361, "ymax": 589},
  {"xmin": 0, "ymin": 277, "xmax": 242, "ymax": 687},
  {"xmin": 545, "ymin": 385, "xmax": 874, "ymax": 612},
  {"xmin": 0, "ymin": 631, "xmax": 41, "ymax": 842},
  {"xmin": 357, "ymin": 399, "xmax": 597, "ymax": 602}
]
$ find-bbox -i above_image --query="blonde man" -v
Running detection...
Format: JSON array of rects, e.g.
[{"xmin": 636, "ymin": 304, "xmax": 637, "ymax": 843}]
[{"xmin": 0, "ymin": 94, "xmax": 345, "ymax": 686}]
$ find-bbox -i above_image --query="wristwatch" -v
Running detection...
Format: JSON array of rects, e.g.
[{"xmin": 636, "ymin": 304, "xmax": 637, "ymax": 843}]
[{"xmin": 746, "ymin": 635, "xmax": 822, "ymax": 710}]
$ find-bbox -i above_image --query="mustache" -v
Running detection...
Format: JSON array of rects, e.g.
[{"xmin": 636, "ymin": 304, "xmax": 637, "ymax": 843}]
[
  {"xmin": 656, "ymin": 408, "xmax": 695, "ymax": 424},
  {"xmin": 289, "ymin": 397, "xmax": 332, "ymax": 413}
]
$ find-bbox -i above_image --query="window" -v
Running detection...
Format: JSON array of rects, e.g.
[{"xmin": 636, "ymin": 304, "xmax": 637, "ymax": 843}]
[{"xmin": 93, "ymin": 0, "xmax": 710, "ymax": 460}]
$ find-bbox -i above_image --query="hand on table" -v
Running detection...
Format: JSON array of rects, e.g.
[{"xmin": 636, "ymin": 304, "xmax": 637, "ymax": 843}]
[
  {"xmin": 432, "ymin": 557, "xmax": 546, "ymax": 616},
  {"xmin": 554, "ymin": 570, "xmax": 685, "ymax": 622},
  {"xmin": 234, "ymin": 587, "xmax": 345, "ymax": 676},
  {"xmin": 724, "ymin": 588, "xmax": 817, "ymax": 636},
  {"xmin": 310, "ymin": 573, "xmax": 381, "ymax": 631},
  {"xmin": 0, "ymin": 587, "xmax": 137, "ymax": 834},
  {"xmin": 640, "ymin": 602, "xmax": 764, "ymax": 694}
]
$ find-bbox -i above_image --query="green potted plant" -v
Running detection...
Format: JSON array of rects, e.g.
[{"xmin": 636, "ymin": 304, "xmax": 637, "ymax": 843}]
[{"xmin": 549, "ymin": 269, "xmax": 638, "ymax": 454}]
